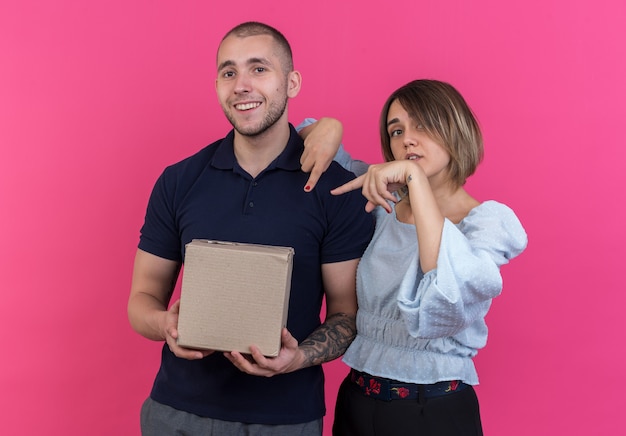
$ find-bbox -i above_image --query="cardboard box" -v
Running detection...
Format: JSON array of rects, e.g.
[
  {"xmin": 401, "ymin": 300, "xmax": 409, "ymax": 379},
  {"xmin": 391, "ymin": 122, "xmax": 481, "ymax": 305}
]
[{"xmin": 177, "ymin": 239, "xmax": 294, "ymax": 357}]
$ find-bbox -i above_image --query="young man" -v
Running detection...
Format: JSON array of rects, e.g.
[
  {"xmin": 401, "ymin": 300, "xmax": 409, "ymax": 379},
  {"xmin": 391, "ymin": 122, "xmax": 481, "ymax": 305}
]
[{"xmin": 128, "ymin": 22, "xmax": 373, "ymax": 435}]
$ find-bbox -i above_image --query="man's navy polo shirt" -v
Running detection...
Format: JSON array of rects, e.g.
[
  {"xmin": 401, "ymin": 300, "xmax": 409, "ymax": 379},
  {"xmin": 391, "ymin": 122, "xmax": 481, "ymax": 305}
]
[{"xmin": 138, "ymin": 125, "xmax": 373, "ymax": 425}]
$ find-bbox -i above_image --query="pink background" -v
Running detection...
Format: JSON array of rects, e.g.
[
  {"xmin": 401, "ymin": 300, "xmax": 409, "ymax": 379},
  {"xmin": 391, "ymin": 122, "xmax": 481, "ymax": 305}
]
[{"xmin": 2, "ymin": 0, "xmax": 624, "ymax": 434}]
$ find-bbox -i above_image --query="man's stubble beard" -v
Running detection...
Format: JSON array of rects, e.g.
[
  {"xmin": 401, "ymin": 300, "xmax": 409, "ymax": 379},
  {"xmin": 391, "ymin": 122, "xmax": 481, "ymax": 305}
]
[{"xmin": 224, "ymin": 93, "xmax": 289, "ymax": 138}]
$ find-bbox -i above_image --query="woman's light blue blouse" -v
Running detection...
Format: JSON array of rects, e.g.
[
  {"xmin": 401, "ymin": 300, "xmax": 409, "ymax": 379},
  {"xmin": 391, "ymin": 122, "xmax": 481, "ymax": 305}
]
[{"xmin": 342, "ymin": 200, "xmax": 528, "ymax": 385}]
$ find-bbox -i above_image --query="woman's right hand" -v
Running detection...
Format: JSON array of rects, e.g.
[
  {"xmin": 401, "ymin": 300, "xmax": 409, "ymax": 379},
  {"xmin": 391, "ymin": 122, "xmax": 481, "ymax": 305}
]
[{"xmin": 299, "ymin": 117, "xmax": 343, "ymax": 192}]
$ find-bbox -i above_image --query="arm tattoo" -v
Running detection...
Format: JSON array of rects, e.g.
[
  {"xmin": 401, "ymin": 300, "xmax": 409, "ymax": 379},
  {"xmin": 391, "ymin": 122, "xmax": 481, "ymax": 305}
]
[{"xmin": 299, "ymin": 312, "xmax": 357, "ymax": 368}]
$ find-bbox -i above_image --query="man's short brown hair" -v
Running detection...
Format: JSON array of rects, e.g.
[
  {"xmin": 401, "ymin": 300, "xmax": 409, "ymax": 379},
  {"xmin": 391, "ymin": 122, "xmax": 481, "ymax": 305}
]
[{"xmin": 221, "ymin": 21, "xmax": 294, "ymax": 74}]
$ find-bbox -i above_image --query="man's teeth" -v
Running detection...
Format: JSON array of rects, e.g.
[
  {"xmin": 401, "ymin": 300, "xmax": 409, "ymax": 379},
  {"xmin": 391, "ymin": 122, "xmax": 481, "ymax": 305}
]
[
  {"xmin": 408, "ymin": 156, "xmax": 418, "ymax": 160},
  {"xmin": 235, "ymin": 102, "xmax": 261, "ymax": 110}
]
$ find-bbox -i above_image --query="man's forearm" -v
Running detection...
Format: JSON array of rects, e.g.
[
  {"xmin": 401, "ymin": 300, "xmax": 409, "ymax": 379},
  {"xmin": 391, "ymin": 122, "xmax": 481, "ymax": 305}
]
[
  {"xmin": 298, "ymin": 312, "xmax": 357, "ymax": 368},
  {"xmin": 128, "ymin": 292, "xmax": 169, "ymax": 341}
]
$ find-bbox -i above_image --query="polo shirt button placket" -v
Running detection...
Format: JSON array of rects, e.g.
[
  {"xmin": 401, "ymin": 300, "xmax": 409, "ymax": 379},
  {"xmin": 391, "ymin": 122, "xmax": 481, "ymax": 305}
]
[{"xmin": 246, "ymin": 180, "xmax": 257, "ymax": 211}]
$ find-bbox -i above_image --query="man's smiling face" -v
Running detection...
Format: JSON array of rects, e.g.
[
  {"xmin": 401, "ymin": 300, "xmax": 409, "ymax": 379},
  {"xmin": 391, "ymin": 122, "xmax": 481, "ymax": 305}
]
[{"xmin": 215, "ymin": 34, "xmax": 292, "ymax": 137}]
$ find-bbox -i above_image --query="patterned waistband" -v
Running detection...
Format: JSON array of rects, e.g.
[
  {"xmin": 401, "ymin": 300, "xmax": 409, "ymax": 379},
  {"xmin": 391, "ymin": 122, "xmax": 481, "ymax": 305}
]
[{"xmin": 350, "ymin": 369, "xmax": 468, "ymax": 401}]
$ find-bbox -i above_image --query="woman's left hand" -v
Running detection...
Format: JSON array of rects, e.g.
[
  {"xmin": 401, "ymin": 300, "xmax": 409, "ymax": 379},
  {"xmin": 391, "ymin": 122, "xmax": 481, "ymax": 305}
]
[{"xmin": 332, "ymin": 161, "xmax": 420, "ymax": 213}]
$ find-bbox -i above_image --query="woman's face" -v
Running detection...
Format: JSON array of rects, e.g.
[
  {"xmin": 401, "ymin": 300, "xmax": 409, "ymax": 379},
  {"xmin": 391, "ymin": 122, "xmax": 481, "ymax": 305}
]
[{"xmin": 386, "ymin": 99, "xmax": 450, "ymax": 181}]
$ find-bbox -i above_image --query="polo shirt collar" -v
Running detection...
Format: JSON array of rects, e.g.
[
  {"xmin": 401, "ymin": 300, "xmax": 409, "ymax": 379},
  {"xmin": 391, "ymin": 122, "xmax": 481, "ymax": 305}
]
[{"xmin": 211, "ymin": 124, "xmax": 302, "ymax": 172}]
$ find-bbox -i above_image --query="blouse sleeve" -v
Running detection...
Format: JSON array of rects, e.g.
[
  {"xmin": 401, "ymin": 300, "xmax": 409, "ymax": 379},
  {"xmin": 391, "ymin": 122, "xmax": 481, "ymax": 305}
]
[{"xmin": 397, "ymin": 201, "xmax": 528, "ymax": 339}]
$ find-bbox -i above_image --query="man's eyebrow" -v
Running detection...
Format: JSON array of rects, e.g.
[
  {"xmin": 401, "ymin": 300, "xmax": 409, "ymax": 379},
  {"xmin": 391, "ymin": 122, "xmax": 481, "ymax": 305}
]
[
  {"xmin": 247, "ymin": 57, "xmax": 272, "ymax": 67},
  {"xmin": 217, "ymin": 60, "xmax": 235, "ymax": 72},
  {"xmin": 217, "ymin": 57, "xmax": 273, "ymax": 72}
]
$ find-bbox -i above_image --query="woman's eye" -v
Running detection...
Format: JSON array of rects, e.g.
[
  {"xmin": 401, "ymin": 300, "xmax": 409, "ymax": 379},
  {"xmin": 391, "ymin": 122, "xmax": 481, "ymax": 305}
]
[{"xmin": 390, "ymin": 129, "xmax": 402, "ymax": 137}]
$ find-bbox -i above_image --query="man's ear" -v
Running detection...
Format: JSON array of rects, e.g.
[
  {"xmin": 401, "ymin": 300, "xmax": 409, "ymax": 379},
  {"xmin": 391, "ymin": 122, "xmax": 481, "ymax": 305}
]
[{"xmin": 287, "ymin": 70, "xmax": 302, "ymax": 98}]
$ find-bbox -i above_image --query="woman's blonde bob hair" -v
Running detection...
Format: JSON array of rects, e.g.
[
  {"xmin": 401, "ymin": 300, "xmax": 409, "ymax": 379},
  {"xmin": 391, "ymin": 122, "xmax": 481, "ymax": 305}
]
[{"xmin": 379, "ymin": 79, "xmax": 484, "ymax": 188}]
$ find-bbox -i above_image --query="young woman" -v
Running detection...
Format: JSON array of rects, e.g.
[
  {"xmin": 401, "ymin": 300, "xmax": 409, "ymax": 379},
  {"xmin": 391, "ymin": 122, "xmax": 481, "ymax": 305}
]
[{"xmin": 329, "ymin": 80, "xmax": 528, "ymax": 435}]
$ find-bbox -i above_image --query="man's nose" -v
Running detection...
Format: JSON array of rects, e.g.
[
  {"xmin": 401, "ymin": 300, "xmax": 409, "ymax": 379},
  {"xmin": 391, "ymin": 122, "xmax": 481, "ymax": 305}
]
[{"xmin": 234, "ymin": 72, "xmax": 252, "ymax": 94}]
